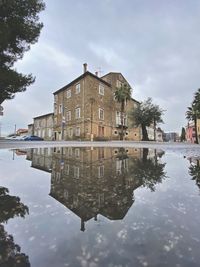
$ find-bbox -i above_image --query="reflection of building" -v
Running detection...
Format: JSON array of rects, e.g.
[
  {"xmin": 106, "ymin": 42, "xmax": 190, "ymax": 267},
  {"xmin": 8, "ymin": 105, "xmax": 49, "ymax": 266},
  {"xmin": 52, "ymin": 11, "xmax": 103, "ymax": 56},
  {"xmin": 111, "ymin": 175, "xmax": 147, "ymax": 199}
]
[
  {"xmin": 26, "ymin": 147, "xmax": 53, "ymax": 173},
  {"xmin": 50, "ymin": 147, "xmax": 143, "ymax": 231},
  {"xmin": 26, "ymin": 147, "xmax": 165, "ymax": 232},
  {"xmin": 53, "ymin": 64, "xmax": 141, "ymax": 141}
]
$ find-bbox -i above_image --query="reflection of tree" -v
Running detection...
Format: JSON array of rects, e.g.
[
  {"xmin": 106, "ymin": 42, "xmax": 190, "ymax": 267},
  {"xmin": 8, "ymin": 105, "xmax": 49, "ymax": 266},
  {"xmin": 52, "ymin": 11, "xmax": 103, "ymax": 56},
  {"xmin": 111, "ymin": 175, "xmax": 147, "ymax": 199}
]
[
  {"xmin": 0, "ymin": 187, "xmax": 29, "ymax": 223},
  {"xmin": 131, "ymin": 148, "xmax": 166, "ymax": 191},
  {"xmin": 0, "ymin": 186, "xmax": 30, "ymax": 267},
  {"xmin": 189, "ymin": 160, "xmax": 200, "ymax": 190}
]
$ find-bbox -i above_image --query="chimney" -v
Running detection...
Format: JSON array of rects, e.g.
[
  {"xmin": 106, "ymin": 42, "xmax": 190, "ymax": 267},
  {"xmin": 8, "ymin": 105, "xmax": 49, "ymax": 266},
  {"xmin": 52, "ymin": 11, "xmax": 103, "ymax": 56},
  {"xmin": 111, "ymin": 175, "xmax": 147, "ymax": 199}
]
[
  {"xmin": 95, "ymin": 71, "xmax": 98, "ymax": 77},
  {"xmin": 83, "ymin": 63, "xmax": 87, "ymax": 73}
]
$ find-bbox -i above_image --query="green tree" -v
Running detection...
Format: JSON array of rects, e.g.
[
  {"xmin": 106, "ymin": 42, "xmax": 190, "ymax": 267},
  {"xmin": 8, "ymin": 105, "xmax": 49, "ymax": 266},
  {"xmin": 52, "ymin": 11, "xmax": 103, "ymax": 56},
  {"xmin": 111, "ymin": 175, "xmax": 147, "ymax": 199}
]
[
  {"xmin": 130, "ymin": 97, "xmax": 164, "ymax": 141},
  {"xmin": 186, "ymin": 88, "xmax": 200, "ymax": 144},
  {"xmin": 114, "ymin": 83, "xmax": 132, "ymax": 140},
  {"xmin": 0, "ymin": 0, "xmax": 45, "ymax": 104},
  {"xmin": 180, "ymin": 127, "xmax": 186, "ymax": 142}
]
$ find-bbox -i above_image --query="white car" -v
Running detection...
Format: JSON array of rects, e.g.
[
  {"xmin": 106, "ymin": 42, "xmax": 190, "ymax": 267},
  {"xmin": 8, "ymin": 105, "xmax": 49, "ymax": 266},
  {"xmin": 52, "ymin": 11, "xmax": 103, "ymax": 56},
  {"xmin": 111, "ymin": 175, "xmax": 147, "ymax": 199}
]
[{"xmin": 15, "ymin": 135, "xmax": 27, "ymax": 141}]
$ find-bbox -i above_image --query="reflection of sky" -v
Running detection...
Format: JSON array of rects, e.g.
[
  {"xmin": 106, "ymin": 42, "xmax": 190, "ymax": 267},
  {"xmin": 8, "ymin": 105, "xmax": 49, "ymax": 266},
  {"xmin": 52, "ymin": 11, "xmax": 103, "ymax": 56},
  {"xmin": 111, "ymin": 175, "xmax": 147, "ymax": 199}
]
[{"xmin": 0, "ymin": 150, "xmax": 200, "ymax": 267}]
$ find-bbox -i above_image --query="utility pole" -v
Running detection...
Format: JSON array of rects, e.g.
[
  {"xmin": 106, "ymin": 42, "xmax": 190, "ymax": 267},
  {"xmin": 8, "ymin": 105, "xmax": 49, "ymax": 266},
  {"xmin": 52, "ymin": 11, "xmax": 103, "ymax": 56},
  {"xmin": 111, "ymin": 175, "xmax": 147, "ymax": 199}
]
[{"xmin": 14, "ymin": 124, "xmax": 16, "ymax": 136}]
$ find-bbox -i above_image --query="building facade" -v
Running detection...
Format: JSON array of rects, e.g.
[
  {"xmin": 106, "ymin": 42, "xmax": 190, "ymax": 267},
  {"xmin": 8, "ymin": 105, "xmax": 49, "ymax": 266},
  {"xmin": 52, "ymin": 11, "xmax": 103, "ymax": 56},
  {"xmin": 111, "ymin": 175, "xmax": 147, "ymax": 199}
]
[
  {"xmin": 53, "ymin": 64, "xmax": 141, "ymax": 141},
  {"xmin": 186, "ymin": 122, "xmax": 196, "ymax": 143},
  {"xmin": 33, "ymin": 113, "xmax": 54, "ymax": 140}
]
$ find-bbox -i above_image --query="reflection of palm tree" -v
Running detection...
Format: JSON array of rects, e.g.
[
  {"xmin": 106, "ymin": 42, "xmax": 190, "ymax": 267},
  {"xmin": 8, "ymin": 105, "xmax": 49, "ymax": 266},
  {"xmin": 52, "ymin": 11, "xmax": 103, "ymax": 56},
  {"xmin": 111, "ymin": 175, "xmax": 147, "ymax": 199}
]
[
  {"xmin": 131, "ymin": 148, "xmax": 166, "ymax": 192},
  {"xmin": 189, "ymin": 160, "xmax": 200, "ymax": 190},
  {"xmin": 0, "ymin": 186, "xmax": 30, "ymax": 267}
]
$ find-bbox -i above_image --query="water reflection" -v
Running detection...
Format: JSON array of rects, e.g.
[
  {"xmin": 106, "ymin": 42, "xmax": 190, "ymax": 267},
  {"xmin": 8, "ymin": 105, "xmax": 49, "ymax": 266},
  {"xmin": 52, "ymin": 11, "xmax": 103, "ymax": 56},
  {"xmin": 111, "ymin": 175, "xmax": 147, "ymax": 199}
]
[
  {"xmin": 0, "ymin": 187, "xmax": 30, "ymax": 266},
  {"xmin": 26, "ymin": 147, "xmax": 166, "ymax": 231},
  {"xmin": 188, "ymin": 157, "xmax": 200, "ymax": 191}
]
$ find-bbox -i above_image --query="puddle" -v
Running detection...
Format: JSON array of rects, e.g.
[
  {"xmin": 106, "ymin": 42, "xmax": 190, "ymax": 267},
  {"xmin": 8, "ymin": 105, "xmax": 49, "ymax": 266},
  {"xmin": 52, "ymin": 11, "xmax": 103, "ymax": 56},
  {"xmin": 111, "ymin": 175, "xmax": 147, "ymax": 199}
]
[{"xmin": 0, "ymin": 147, "xmax": 200, "ymax": 267}]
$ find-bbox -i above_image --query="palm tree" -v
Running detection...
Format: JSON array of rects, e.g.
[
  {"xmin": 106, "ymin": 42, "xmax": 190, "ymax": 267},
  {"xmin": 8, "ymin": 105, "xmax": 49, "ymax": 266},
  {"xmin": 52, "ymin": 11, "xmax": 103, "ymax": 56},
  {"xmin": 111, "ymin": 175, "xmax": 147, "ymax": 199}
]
[
  {"xmin": 186, "ymin": 88, "xmax": 200, "ymax": 144},
  {"xmin": 114, "ymin": 83, "xmax": 132, "ymax": 140}
]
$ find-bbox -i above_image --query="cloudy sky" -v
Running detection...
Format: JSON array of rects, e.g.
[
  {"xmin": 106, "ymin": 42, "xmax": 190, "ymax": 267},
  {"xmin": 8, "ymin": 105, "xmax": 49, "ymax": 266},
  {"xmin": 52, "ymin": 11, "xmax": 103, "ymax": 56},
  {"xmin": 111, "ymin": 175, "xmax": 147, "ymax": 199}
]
[{"xmin": 1, "ymin": 0, "xmax": 200, "ymax": 135}]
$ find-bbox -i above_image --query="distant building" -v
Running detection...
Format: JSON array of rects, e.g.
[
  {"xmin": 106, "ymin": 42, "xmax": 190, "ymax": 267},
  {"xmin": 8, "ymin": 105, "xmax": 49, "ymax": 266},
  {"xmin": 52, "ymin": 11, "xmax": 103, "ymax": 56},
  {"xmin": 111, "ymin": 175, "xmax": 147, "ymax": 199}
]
[
  {"xmin": 186, "ymin": 122, "xmax": 196, "ymax": 143},
  {"xmin": 33, "ymin": 113, "xmax": 54, "ymax": 140},
  {"xmin": 163, "ymin": 132, "xmax": 179, "ymax": 142},
  {"xmin": 28, "ymin": 124, "xmax": 34, "ymax": 135},
  {"xmin": 156, "ymin": 127, "xmax": 164, "ymax": 142},
  {"xmin": 16, "ymin": 128, "xmax": 28, "ymax": 136}
]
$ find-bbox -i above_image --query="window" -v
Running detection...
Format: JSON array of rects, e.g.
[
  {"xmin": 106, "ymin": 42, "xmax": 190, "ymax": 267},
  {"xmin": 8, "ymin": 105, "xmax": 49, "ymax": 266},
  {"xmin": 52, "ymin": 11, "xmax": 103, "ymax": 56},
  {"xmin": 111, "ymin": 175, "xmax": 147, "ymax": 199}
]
[
  {"xmin": 116, "ymin": 111, "xmax": 127, "ymax": 126},
  {"xmin": 75, "ymin": 148, "xmax": 80, "ymax": 158},
  {"xmin": 59, "ymin": 104, "xmax": 62, "ymax": 114},
  {"xmin": 64, "ymin": 164, "xmax": 70, "ymax": 175},
  {"xmin": 66, "ymin": 89, "xmax": 71, "ymax": 98},
  {"xmin": 99, "ymin": 84, "xmax": 104, "ymax": 95},
  {"xmin": 54, "ymin": 103, "xmax": 57, "ymax": 114},
  {"xmin": 116, "ymin": 80, "xmax": 122, "ymax": 88},
  {"xmin": 75, "ymin": 107, "xmax": 81, "ymax": 119},
  {"xmin": 68, "ymin": 147, "xmax": 72, "ymax": 156},
  {"xmin": 74, "ymin": 166, "xmax": 80, "ymax": 179},
  {"xmin": 75, "ymin": 127, "xmax": 80, "ymax": 136},
  {"xmin": 116, "ymin": 111, "xmax": 120, "ymax": 125},
  {"xmin": 114, "ymin": 130, "xmax": 118, "ymax": 135},
  {"xmin": 76, "ymin": 83, "xmax": 81, "ymax": 94},
  {"xmin": 98, "ymin": 165, "xmax": 104, "ymax": 178},
  {"xmin": 98, "ymin": 148, "xmax": 104, "ymax": 159},
  {"xmin": 98, "ymin": 126, "xmax": 104, "ymax": 136},
  {"xmin": 68, "ymin": 128, "xmax": 73, "ymax": 137},
  {"xmin": 99, "ymin": 108, "xmax": 104, "ymax": 120},
  {"xmin": 66, "ymin": 111, "xmax": 71, "ymax": 121}
]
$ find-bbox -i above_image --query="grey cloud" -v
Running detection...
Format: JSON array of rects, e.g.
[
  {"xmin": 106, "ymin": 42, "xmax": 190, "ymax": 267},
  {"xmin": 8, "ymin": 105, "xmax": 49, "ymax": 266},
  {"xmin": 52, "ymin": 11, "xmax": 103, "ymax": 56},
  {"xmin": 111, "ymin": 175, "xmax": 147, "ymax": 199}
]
[{"xmin": 1, "ymin": 0, "xmax": 200, "ymax": 134}]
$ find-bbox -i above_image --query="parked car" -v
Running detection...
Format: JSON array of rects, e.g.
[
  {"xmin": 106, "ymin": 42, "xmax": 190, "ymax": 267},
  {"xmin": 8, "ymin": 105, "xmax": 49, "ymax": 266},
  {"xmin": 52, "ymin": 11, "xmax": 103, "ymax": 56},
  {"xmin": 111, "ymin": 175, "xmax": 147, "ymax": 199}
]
[
  {"xmin": 15, "ymin": 135, "xmax": 27, "ymax": 141},
  {"xmin": 24, "ymin": 135, "xmax": 44, "ymax": 141},
  {"xmin": 6, "ymin": 135, "xmax": 17, "ymax": 140}
]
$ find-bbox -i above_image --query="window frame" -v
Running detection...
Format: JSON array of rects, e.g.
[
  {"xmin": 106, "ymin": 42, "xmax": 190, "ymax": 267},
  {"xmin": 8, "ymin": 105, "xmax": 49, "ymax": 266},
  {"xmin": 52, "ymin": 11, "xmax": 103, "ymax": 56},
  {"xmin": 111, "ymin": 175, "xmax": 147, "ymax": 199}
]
[
  {"xmin": 59, "ymin": 104, "xmax": 62, "ymax": 114},
  {"xmin": 99, "ymin": 84, "xmax": 104, "ymax": 95},
  {"xmin": 99, "ymin": 108, "xmax": 104, "ymax": 120},
  {"xmin": 75, "ymin": 83, "xmax": 81, "ymax": 94},
  {"xmin": 66, "ymin": 110, "xmax": 71, "ymax": 121},
  {"xmin": 66, "ymin": 89, "xmax": 71, "ymax": 98},
  {"xmin": 75, "ymin": 107, "xmax": 81, "ymax": 119}
]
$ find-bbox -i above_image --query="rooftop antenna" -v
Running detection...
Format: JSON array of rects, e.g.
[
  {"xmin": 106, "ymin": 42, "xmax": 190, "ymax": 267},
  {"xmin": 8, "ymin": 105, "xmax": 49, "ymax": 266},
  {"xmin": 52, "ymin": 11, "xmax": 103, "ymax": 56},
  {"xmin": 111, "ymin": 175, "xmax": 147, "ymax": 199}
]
[{"xmin": 96, "ymin": 67, "xmax": 103, "ymax": 77}]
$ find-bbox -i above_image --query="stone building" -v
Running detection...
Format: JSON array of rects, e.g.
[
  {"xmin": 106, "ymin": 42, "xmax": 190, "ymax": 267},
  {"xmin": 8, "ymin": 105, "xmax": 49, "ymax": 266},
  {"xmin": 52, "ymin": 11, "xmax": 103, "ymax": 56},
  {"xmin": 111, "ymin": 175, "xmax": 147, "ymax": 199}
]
[
  {"xmin": 53, "ymin": 64, "xmax": 141, "ymax": 141},
  {"xmin": 33, "ymin": 113, "xmax": 54, "ymax": 140},
  {"xmin": 28, "ymin": 123, "xmax": 34, "ymax": 135}
]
